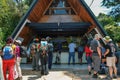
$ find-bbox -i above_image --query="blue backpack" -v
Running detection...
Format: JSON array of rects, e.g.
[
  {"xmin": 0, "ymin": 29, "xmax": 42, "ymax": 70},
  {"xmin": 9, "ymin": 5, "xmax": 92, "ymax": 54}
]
[{"xmin": 3, "ymin": 46, "xmax": 14, "ymax": 60}]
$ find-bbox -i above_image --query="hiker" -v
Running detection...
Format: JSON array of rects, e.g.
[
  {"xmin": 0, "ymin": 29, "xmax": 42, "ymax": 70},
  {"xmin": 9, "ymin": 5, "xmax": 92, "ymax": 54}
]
[
  {"xmin": 30, "ymin": 38, "xmax": 40, "ymax": 71},
  {"xmin": 103, "ymin": 36, "xmax": 117, "ymax": 79},
  {"xmin": 40, "ymin": 38, "xmax": 49, "ymax": 75},
  {"xmin": 77, "ymin": 43, "xmax": 84, "ymax": 65},
  {"xmin": 84, "ymin": 43, "xmax": 92, "ymax": 75},
  {"xmin": 55, "ymin": 42, "xmax": 62, "ymax": 64},
  {"xmin": 14, "ymin": 40, "xmax": 23, "ymax": 80},
  {"xmin": 90, "ymin": 34, "xmax": 101, "ymax": 78},
  {"xmin": 46, "ymin": 37, "xmax": 54, "ymax": 70},
  {"xmin": 2, "ymin": 37, "xmax": 15, "ymax": 80},
  {"xmin": 68, "ymin": 40, "xmax": 76, "ymax": 65}
]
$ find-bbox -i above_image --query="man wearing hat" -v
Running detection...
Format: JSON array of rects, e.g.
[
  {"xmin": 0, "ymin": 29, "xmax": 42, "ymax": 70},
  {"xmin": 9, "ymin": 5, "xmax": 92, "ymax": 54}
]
[
  {"xmin": 103, "ymin": 36, "xmax": 117, "ymax": 79},
  {"xmin": 30, "ymin": 38, "xmax": 40, "ymax": 71},
  {"xmin": 40, "ymin": 38, "xmax": 49, "ymax": 75}
]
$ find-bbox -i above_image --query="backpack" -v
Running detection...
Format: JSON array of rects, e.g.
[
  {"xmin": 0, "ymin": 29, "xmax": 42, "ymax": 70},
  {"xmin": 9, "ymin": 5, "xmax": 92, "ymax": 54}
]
[
  {"xmin": 108, "ymin": 42, "xmax": 116, "ymax": 56},
  {"xmin": 48, "ymin": 43, "xmax": 53, "ymax": 52},
  {"xmin": 35, "ymin": 43, "xmax": 40, "ymax": 52},
  {"xmin": 3, "ymin": 46, "xmax": 14, "ymax": 59},
  {"xmin": 30, "ymin": 44, "xmax": 36, "ymax": 55}
]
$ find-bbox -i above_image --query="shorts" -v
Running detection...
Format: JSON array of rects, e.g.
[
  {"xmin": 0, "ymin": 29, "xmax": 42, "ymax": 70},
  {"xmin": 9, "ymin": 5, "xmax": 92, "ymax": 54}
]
[
  {"xmin": 78, "ymin": 51, "xmax": 83, "ymax": 59},
  {"xmin": 106, "ymin": 56, "xmax": 116, "ymax": 67}
]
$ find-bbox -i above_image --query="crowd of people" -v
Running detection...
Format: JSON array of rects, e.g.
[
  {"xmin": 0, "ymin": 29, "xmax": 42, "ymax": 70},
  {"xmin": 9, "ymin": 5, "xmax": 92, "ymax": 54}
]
[
  {"xmin": 67, "ymin": 34, "xmax": 118, "ymax": 79},
  {"xmin": 29, "ymin": 37, "xmax": 54, "ymax": 75},
  {"xmin": 0, "ymin": 36, "xmax": 54, "ymax": 80},
  {"xmin": 0, "ymin": 34, "xmax": 118, "ymax": 80},
  {"xmin": 78, "ymin": 34, "xmax": 118, "ymax": 79}
]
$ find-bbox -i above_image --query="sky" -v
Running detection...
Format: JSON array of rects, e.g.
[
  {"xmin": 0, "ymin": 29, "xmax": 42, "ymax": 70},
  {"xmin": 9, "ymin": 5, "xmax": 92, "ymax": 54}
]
[{"xmin": 84, "ymin": 0, "xmax": 110, "ymax": 16}]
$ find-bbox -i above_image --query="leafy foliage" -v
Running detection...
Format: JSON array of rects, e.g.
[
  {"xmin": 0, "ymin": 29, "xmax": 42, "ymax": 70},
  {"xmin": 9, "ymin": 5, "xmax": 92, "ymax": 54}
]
[
  {"xmin": 98, "ymin": 13, "xmax": 120, "ymax": 42},
  {"xmin": 0, "ymin": 0, "xmax": 15, "ymax": 42},
  {"xmin": 24, "ymin": 0, "xmax": 34, "ymax": 6},
  {"xmin": 102, "ymin": 0, "xmax": 120, "ymax": 22},
  {"xmin": 105, "ymin": 25, "xmax": 120, "ymax": 42},
  {"xmin": 0, "ymin": 0, "xmax": 30, "ymax": 45}
]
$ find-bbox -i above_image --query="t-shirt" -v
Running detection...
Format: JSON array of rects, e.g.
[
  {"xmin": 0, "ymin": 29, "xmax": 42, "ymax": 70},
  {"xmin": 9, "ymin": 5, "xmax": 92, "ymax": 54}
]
[
  {"xmin": 68, "ymin": 43, "xmax": 76, "ymax": 52},
  {"xmin": 105, "ymin": 42, "xmax": 115, "ymax": 57},
  {"xmin": 85, "ymin": 46, "xmax": 92, "ymax": 57},
  {"xmin": 48, "ymin": 43, "xmax": 54, "ymax": 52},
  {"xmin": 78, "ymin": 46, "xmax": 84, "ymax": 52},
  {"xmin": 15, "ymin": 45, "xmax": 20, "ymax": 57},
  {"xmin": 57, "ymin": 42, "xmax": 62, "ymax": 51},
  {"xmin": 90, "ymin": 39, "xmax": 100, "ymax": 56}
]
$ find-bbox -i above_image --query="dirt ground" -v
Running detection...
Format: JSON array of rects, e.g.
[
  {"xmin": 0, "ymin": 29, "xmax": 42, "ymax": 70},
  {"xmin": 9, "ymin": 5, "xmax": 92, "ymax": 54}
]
[{"xmin": 18, "ymin": 69, "xmax": 120, "ymax": 80}]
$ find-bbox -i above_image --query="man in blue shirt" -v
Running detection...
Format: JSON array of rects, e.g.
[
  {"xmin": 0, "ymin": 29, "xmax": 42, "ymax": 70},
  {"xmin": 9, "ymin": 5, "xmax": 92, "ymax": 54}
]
[{"xmin": 68, "ymin": 41, "xmax": 76, "ymax": 65}]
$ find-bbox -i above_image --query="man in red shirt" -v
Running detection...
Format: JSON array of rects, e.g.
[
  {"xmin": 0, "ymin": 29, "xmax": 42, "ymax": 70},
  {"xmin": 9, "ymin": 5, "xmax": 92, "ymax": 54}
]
[{"xmin": 85, "ymin": 43, "xmax": 92, "ymax": 75}]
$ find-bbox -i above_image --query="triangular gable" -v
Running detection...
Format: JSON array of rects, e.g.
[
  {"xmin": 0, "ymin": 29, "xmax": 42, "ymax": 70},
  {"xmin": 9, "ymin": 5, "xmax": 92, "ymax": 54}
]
[{"xmin": 11, "ymin": 0, "xmax": 107, "ymax": 46}]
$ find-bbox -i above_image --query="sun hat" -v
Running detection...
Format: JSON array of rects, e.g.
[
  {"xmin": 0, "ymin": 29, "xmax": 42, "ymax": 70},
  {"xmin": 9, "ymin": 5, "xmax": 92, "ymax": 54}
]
[{"xmin": 103, "ymin": 36, "xmax": 112, "ymax": 41}]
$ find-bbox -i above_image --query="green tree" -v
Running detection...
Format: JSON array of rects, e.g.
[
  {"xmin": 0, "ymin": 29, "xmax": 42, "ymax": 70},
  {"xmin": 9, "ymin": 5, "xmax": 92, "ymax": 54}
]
[
  {"xmin": 24, "ymin": 0, "xmax": 34, "ymax": 6},
  {"xmin": 15, "ymin": 0, "xmax": 29, "ymax": 16},
  {"xmin": 97, "ymin": 13, "xmax": 115, "ymax": 27},
  {"xmin": 0, "ymin": 0, "xmax": 30, "ymax": 45},
  {"xmin": 102, "ymin": 0, "xmax": 120, "ymax": 22},
  {"xmin": 0, "ymin": 0, "xmax": 14, "ymax": 41},
  {"xmin": 104, "ymin": 25, "xmax": 120, "ymax": 42},
  {"xmin": 98, "ymin": 13, "xmax": 120, "ymax": 42}
]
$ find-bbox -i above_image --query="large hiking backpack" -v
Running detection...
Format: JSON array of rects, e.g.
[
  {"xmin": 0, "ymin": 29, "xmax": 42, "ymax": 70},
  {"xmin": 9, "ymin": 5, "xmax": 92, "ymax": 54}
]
[
  {"xmin": 30, "ymin": 44, "xmax": 36, "ymax": 56},
  {"xmin": 108, "ymin": 42, "xmax": 116, "ymax": 56},
  {"xmin": 35, "ymin": 43, "xmax": 40, "ymax": 52},
  {"xmin": 3, "ymin": 46, "xmax": 14, "ymax": 59}
]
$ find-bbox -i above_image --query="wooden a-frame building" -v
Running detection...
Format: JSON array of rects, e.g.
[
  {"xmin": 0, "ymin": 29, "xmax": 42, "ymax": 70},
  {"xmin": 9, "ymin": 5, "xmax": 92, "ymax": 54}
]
[{"xmin": 11, "ymin": 0, "xmax": 107, "ymax": 46}]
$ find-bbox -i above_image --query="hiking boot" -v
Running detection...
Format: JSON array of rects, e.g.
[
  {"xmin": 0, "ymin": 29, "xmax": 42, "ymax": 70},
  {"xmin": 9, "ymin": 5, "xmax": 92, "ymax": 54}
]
[
  {"xmin": 92, "ymin": 74, "xmax": 98, "ymax": 78},
  {"xmin": 113, "ymin": 75, "xmax": 117, "ymax": 79},
  {"xmin": 109, "ymin": 76, "xmax": 113, "ymax": 80}
]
